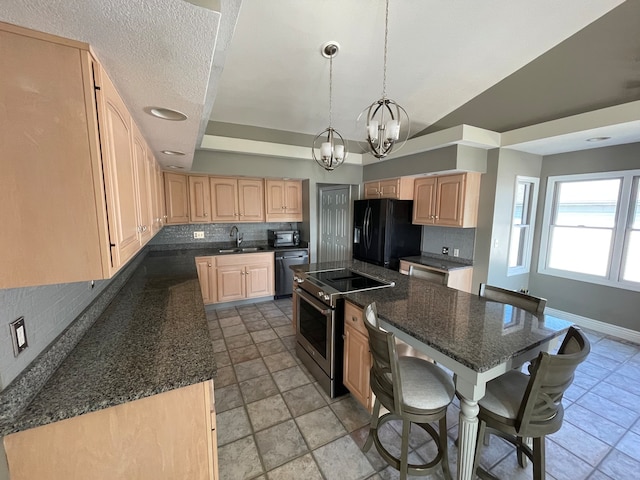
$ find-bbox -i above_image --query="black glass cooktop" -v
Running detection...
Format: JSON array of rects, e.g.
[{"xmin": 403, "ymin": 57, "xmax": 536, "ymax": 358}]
[{"xmin": 308, "ymin": 269, "xmax": 390, "ymax": 293}]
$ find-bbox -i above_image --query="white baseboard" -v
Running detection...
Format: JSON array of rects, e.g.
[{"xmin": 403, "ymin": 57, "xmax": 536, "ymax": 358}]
[{"xmin": 546, "ymin": 307, "xmax": 640, "ymax": 344}]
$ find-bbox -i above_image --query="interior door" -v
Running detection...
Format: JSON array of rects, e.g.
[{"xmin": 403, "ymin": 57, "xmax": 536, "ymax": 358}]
[{"xmin": 318, "ymin": 185, "xmax": 351, "ymax": 263}]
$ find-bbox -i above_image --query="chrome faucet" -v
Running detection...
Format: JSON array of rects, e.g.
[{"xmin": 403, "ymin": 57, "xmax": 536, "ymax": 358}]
[{"xmin": 230, "ymin": 225, "xmax": 243, "ymax": 247}]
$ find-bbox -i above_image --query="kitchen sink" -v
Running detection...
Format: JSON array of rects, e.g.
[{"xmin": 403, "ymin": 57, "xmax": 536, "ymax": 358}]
[{"xmin": 217, "ymin": 247, "xmax": 266, "ymax": 253}]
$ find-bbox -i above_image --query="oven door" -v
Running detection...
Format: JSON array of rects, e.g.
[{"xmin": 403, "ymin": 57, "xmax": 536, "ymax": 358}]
[{"xmin": 295, "ymin": 287, "xmax": 334, "ymax": 377}]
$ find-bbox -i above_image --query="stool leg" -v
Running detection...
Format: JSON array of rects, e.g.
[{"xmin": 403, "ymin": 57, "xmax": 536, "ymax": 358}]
[
  {"xmin": 362, "ymin": 398, "xmax": 381, "ymax": 453},
  {"xmin": 439, "ymin": 415, "xmax": 452, "ymax": 480},
  {"xmin": 400, "ymin": 418, "xmax": 411, "ymax": 480},
  {"xmin": 533, "ymin": 436, "xmax": 545, "ymax": 480}
]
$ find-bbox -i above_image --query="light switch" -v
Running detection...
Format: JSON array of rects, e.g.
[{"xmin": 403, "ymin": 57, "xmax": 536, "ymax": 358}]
[{"xmin": 10, "ymin": 317, "xmax": 28, "ymax": 356}]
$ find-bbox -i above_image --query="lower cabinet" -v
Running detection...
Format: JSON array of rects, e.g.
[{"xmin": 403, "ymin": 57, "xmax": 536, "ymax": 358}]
[
  {"xmin": 399, "ymin": 260, "xmax": 473, "ymax": 293},
  {"xmin": 343, "ymin": 301, "xmax": 374, "ymax": 412},
  {"xmin": 196, "ymin": 253, "xmax": 274, "ymax": 305},
  {"xmin": 3, "ymin": 381, "xmax": 218, "ymax": 480}
]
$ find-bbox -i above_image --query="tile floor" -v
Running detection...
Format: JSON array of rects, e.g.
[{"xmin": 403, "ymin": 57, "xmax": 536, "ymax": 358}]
[{"xmin": 206, "ymin": 299, "xmax": 640, "ymax": 480}]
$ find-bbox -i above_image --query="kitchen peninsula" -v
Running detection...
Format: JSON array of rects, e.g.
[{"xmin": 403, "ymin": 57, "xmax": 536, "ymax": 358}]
[
  {"xmin": 0, "ymin": 247, "xmax": 220, "ymax": 479},
  {"xmin": 291, "ymin": 259, "xmax": 572, "ymax": 480}
]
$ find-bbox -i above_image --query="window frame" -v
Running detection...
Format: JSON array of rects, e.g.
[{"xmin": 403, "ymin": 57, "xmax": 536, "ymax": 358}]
[
  {"xmin": 538, "ymin": 169, "xmax": 640, "ymax": 292},
  {"xmin": 507, "ymin": 176, "xmax": 539, "ymax": 277}
]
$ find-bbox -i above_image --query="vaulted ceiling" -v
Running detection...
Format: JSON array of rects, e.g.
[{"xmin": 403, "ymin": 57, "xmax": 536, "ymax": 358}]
[{"xmin": 3, "ymin": 0, "xmax": 639, "ymax": 170}]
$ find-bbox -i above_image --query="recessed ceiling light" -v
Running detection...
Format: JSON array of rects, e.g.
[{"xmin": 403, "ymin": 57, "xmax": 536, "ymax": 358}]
[
  {"xmin": 586, "ymin": 136, "xmax": 611, "ymax": 142},
  {"xmin": 161, "ymin": 150, "xmax": 186, "ymax": 156},
  {"xmin": 168, "ymin": 165, "xmax": 184, "ymax": 169},
  {"xmin": 145, "ymin": 107, "xmax": 188, "ymax": 121}
]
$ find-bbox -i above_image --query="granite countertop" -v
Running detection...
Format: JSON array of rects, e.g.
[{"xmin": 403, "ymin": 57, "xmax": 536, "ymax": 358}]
[
  {"xmin": 401, "ymin": 254, "xmax": 472, "ymax": 271},
  {"xmin": 151, "ymin": 240, "xmax": 309, "ymax": 254},
  {"xmin": 292, "ymin": 260, "xmax": 571, "ymax": 373},
  {"xmin": 2, "ymin": 249, "xmax": 217, "ymax": 436}
]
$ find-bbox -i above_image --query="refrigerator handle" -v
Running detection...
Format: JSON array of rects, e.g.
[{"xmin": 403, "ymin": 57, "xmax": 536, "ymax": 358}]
[
  {"xmin": 354, "ymin": 227, "xmax": 360, "ymax": 244},
  {"xmin": 364, "ymin": 206, "xmax": 372, "ymax": 250}
]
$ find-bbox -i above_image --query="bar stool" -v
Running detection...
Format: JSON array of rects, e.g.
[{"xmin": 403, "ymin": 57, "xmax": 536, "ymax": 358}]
[
  {"xmin": 479, "ymin": 283, "xmax": 546, "ymax": 314},
  {"xmin": 473, "ymin": 326, "xmax": 590, "ymax": 480},
  {"xmin": 361, "ymin": 302, "xmax": 455, "ymax": 480}
]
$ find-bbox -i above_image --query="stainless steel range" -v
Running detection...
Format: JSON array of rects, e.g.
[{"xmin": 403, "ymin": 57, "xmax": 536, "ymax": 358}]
[{"xmin": 293, "ymin": 267, "xmax": 394, "ymax": 397}]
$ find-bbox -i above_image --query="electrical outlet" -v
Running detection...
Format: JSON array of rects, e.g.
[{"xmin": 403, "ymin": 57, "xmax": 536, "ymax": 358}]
[
  {"xmin": 10, "ymin": 317, "xmax": 28, "ymax": 357},
  {"xmin": 193, "ymin": 231, "xmax": 205, "ymax": 239},
  {"xmin": 442, "ymin": 247, "xmax": 449, "ymax": 255},
  {"xmin": 453, "ymin": 248, "xmax": 459, "ymax": 257}
]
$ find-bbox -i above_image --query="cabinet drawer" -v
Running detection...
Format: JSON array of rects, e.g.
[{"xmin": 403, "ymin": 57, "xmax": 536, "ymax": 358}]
[
  {"xmin": 215, "ymin": 252, "xmax": 273, "ymax": 267},
  {"xmin": 344, "ymin": 301, "xmax": 367, "ymax": 336}
]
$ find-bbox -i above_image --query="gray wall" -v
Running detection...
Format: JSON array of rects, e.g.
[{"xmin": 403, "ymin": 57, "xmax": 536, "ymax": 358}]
[
  {"xmin": 191, "ymin": 151, "xmax": 363, "ymax": 261},
  {"xmin": 529, "ymin": 143, "xmax": 640, "ymax": 332}
]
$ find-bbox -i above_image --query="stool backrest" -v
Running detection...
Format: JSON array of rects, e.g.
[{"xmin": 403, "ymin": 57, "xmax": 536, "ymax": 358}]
[
  {"xmin": 363, "ymin": 302, "xmax": 404, "ymax": 413},
  {"xmin": 479, "ymin": 283, "xmax": 547, "ymax": 314},
  {"xmin": 409, "ymin": 265, "xmax": 448, "ymax": 285},
  {"xmin": 517, "ymin": 326, "xmax": 590, "ymax": 437}
]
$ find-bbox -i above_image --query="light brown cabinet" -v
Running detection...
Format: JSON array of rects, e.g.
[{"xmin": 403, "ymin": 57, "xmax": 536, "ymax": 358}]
[
  {"xmin": 132, "ymin": 123, "xmax": 153, "ymax": 244},
  {"xmin": 343, "ymin": 301, "xmax": 374, "ymax": 412},
  {"xmin": 164, "ymin": 172, "xmax": 190, "ymax": 224},
  {"xmin": 412, "ymin": 173, "xmax": 481, "ymax": 227},
  {"xmin": 3, "ymin": 381, "xmax": 218, "ymax": 480},
  {"xmin": 195, "ymin": 257, "xmax": 216, "ymax": 304},
  {"xmin": 210, "ymin": 177, "xmax": 265, "ymax": 223},
  {"xmin": 265, "ymin": 179, "xmax": 303, "ymax": 222},
  {"xmin": 399, "ymin": 259, "xmax": 473, "ymax": 293},
  {"xmin": 189, "ymin": 175, "xmax": 212, "ymax": 223},
  {"xmin": 364, "ymin": 177, "xmax": 414, "ymax": 200},
  {"xmin": 150, "ymin": 155, "xmax": 166, "ymax": 233},
  {"xmin": 196, "ymin": 253, "xmax": 274, "ymax": 305}
]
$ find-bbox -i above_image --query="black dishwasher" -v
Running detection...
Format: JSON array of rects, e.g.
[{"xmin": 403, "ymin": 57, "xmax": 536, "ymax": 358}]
[{"xmin": 274, "ymin": 249, "xmax": 309, "ymax": 298}]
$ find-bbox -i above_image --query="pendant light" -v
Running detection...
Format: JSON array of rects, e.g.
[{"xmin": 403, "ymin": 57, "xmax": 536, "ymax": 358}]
[
  {"xmin": 313, "ymin": 41, "xmax": 347, "ymax": 171},
  {"xmin": 358, "ymin": 0, "xmax": 410, "ymax": 159}
]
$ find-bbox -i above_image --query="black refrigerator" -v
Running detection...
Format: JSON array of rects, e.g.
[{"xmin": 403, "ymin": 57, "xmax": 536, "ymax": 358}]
[{"xmin": 352, "ymin": 198, "xmax": 422, "ymax": 270}]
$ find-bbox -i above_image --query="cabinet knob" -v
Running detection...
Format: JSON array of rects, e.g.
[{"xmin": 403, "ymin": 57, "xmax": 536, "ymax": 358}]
[
  {"xmin": 208, "ymin": 263, "xmax": 211, "ymax": 267},
  {"xmin": 434, "ymin": 215, "xmax": 439, "ymax": 219},
  {"xmin": 241, "ymin": 271, "xmax": 245, "ymax": 275},
  {"xmin": 352, "ymin": 316, "xmax": 358, "ymax": 322},
  {"xmin": 204, "ymin": 213, "xmax": 208, "ymax": 217}
]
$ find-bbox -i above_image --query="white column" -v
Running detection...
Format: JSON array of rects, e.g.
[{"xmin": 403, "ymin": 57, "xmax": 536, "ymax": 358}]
[{"xmin": 457, "ymin": 396, "xmax": 480, "ymax": 480}]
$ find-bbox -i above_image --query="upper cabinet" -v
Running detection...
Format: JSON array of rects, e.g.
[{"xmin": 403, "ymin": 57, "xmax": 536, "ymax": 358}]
[
  {"xmin": 210, "ymin": 177, "xmax": 265, "ymax": 223},
  {"xmin": 265, "ymin": 179, "xmax": 303, "ymax": 222},
  {"xmin": 412, "ymin": 173, "xmax": 481, "ymax": 227},
  {"xmin": 0, "ymin": 21, "xmax": 161, "ymax": 288},
  {"xmin": 164, "ymin": 172, "xmax": 190, "ymax": 224},
  {"xmin": 364, "ymin": 177, "xmax": 414, "ymax": 200},
  {"xmin": 189, "ymin": 175, "xmax": 211, "ymax": 223}
]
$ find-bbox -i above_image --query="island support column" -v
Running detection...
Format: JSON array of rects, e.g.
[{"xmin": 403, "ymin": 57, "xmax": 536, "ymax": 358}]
[{"xmin": 455, "ymin": 378, "xmax": 485, "ymax": 480}]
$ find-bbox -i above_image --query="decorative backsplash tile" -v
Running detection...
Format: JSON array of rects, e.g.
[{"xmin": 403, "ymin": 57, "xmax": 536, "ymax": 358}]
[
  {"xmin": 149, "ymin": 222, "xmax": 300, "ymax": 245},
  {"xmin": 420, "ymin": 226, "xmax": 475, "ymax": 262}
]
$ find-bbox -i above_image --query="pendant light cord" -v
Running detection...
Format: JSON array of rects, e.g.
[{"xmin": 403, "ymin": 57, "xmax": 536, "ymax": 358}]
[
  {"xmin": 382, "ymin": 0, "xmax": 389, "ymax": 99},
  {"xmin": 329, "ymin": 53, "xmax": 333, "ymax": 128}
]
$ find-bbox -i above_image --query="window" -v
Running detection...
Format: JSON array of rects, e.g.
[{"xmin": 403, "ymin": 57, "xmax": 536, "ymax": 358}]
[
  {"xmin": 508, "ymin": 177, "xmax": 539, "ymax": 276},
  {"xmin": 539, "ymin": 170, "xmax": 640, "ymax": 290}
]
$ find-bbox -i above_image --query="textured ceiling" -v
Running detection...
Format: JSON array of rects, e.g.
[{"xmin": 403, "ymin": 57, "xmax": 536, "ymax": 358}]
[
  {"xmin": 0, "ymin": 0, "xmax": 241, "ymax": 169},
  {"xmin": 209, "ymin": 0, "xmax": 625, "ymax": 144}
]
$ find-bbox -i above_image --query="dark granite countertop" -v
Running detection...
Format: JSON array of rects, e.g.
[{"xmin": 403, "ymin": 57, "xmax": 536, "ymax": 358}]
[
  {"xmin": 401, "ymin": 254, "xmax": 472, "ymax": 271},
  {"xmin": 293, "ymin": 260, "xmax": 571, "ymax": 373},
  {"xmin": 2, "ymin": 249, "xmax": 216, "ymax": 436}
]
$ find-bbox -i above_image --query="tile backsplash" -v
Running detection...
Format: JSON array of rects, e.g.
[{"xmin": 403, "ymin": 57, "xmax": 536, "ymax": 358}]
[
  {"xmin": 149, "ymin": 223, "xmax": 300, "ymax": 245},
  {"xmin": 420, "ymin": 226, "xmax": 475, "ymax": 262}
]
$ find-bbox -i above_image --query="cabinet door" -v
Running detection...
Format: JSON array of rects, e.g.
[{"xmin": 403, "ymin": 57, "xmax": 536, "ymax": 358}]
[
  {"xmin": 189, "ymin": 176, "xmax": 211, "ymax": 223},
  {"xmin": 245, "ymin": 260, "xmax": 274, "ymax": 298},
  {"xmin": 435, "ymin": 174, "xmax": 465, "ymax": 227},
  {"xmin": 238, "ymin": 179, "xmax": 265, "ymax": 222},
  {"xmin": 216, "ymin": 265, "xmax": 245, "ymax": 302},
  {"xmin": 284, "ymin": 181, "xmax": 303, "ymax": 219},
  {"xmin": 100, "ymin": 70, "xmax": 140, "ymax": 268},
  {"xmin": 378, "ymin": 179, "xmax": 400, "ymax": 199},
  {"xmin": 412, "ymin": 177, "xmax": 437, "ymax": 225},
  {"xmin": 132, "ymin": 125, "xmax": 152, "ymax": 245},
  {"xmin": 210, "ymin": 177, "xmax": 239, "ymax": 222},
  {"xmin": 196, "ymin": 257, "xmax": 215, "ymax": 304},
  {"xmin": 265, "ymin": 180, "xmax": 286, "ymax": 217},
  {"xmin": 164, "ymin": 172, "xmax": 189, "ymax": 224},
  {"xmin": 155, "ymin": 164, "xmax": 167, "ymax": 228},
  {"xmin": 343, "ymin": 325, "xmax": 372, "ymax": 410},
  {"xmin": 364, "ymin": 181, "xmax": 381, "ymax": 199}
]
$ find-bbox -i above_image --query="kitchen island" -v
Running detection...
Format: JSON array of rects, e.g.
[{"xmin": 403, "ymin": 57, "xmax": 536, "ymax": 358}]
[{"xmin": 292, "ymin": 259, "xmax": 572, "ymax": 480}]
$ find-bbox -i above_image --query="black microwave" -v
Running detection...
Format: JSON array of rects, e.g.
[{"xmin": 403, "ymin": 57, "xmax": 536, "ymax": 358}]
[{"xmin": 268, "ymin": 230, "xmax": 300, "ymax": 247}]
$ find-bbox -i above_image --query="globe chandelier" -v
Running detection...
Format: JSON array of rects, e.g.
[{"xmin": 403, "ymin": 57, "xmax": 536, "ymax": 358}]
[
  {"xmin": 312, "ymin": 41, "xmax": 347, "ymax": 171},
  {"xmin": 357, "ymin": 0, "xmax": 410, "ymax": 159}
]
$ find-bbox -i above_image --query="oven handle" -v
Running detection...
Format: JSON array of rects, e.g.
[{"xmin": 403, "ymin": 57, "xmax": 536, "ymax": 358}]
[{"xmin": 295, "ymin": 288, "xmax": 333, "ymax": 315}]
